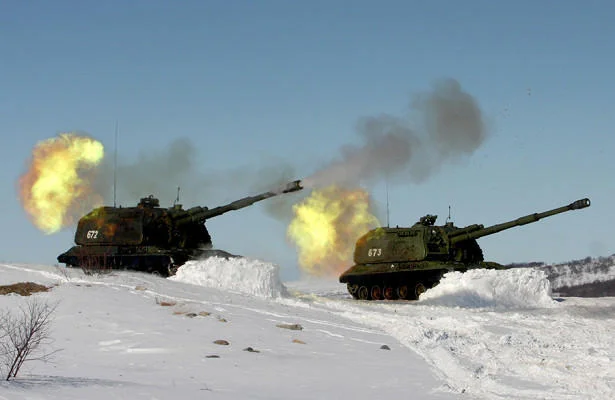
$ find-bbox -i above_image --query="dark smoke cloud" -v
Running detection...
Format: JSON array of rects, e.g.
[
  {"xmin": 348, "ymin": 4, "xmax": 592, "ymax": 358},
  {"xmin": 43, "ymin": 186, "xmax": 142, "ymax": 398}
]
[
  {"xmin": 256, "ymin": 164, "xmax": 303, "ymax": 220},
  {"xmin": 88, "ymin": 78, "xmax": 486, "ymax": 225},
  {"xmin": 92, "ymin": 138, "xmax": 212, "ymax": 207},
  {"xmin": 302, "ymin": 78, "xmax": 488, "ymax": 189},
  {"xmin": 93, "ymin": 138, "xmax": 296, "ymax": 209},
  {"xmin": 414, "ymin": 78, "xmax": 487, "ymax": 157}
]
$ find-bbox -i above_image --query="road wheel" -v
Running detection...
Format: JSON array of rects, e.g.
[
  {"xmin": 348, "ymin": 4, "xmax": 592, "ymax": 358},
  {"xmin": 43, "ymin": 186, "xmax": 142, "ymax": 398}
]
[
  {"xmin": 168, "ymin": 265, "xmax": 179, "ymax": 276},
  {"xmin": 383, "ymin": 286, "xmax": 396, "ymax": 300},
  {"xmin": 397, "ymin": 285, "xmax": 409, "ymax": 300},
  {"xmin": 358, "ymin": 286, "xmax": 370, "ymax": 300},
  {"xmin": 347, "ymin": 283, "xmax": 359, "ymax": 294},
  {"xmin": 414, "ymin": 282, "xmax": 427, "ymax": 299},
  {"xmin": 347, "ymin": 283, "xmax": 359, "ymax": 298},
  {"xmin": 371, "ymin": 285, "xmax": 382, "ymax": 300}
]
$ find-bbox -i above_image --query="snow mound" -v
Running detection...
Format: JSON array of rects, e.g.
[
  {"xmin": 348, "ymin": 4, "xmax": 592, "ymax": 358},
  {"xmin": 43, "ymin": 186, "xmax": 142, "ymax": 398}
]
[
  {"xmin": 419, "ymin": 268, "xmax": 556, "ymax": 309},
  {"xmin": 169, "ymin": 256, "xmax": 287, "ymax": 299}
]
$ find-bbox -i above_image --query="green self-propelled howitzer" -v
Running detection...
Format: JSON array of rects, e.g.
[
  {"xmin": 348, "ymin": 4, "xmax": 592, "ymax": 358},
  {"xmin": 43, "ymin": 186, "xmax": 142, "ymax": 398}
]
[
  {"xmin": 340, "ymin": 198, "xmax": 591, "ymax": 301},
  {"xmin": 57, "ymin": 180, "xmax": 303, "ymax": 276}
]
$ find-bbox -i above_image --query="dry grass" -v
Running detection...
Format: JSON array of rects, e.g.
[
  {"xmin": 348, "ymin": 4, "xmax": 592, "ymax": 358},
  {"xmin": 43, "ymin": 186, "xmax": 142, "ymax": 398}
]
[
  {"xmin": 276, "ymin": 323, "xmax": 303, "ymax": 331},
  {"xmin": 0, "ymin": 283, "xmax": 50, "ymax": 296}
]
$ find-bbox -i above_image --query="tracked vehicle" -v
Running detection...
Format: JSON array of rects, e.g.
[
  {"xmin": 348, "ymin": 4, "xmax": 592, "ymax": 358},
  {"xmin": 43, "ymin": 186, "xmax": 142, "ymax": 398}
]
[
  {"xmin": 57, "ymin": 180, "xmax": 303, "ymax": 276},
  {"xmin": 340, "ymin": 198, "xmax": 591, "ymax": 300}
]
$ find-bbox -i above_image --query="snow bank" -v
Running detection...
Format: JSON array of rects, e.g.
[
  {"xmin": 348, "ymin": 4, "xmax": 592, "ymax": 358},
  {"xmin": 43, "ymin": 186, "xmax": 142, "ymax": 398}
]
[
  {"xmin": 419, "ymin": 268, "xmax": 556, "ymax": 309},
  {"xmin": 168, "ymin": 256, "xmax": 287, "ymax": 298}
]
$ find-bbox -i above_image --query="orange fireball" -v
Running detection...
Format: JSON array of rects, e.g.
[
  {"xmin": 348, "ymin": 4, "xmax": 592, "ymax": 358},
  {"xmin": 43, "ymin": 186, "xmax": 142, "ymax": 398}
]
[
  {"xmin": 19, "ymin": 133, "xmax": 105, "ymax": 234},
  {"xmin": 287, "ymin": 186, "xmax": 380, "ymax": 277}
]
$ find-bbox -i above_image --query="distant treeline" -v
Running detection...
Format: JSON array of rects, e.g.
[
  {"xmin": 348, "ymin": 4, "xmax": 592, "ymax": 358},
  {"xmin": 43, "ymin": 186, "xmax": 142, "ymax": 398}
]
[{"xmin": 507, "ymin": 254, "xmax": 615, "ymax": 298}]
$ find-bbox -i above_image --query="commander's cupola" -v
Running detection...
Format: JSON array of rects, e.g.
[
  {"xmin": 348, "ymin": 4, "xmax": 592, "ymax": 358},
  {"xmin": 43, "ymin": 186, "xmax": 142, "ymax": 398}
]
[{"xmin": 138, "ymin": 195, "xmax": 160, "ymax": 208}]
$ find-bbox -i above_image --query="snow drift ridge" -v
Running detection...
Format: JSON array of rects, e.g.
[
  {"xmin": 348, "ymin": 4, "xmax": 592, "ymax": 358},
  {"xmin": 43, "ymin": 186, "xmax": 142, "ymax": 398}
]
[
  {"xmin": 169, "ymin": 256, "xmax": 287, "ymax": 298},
  {"xmin": 419, "ymin": 268, "xmax": 556, "ymax": 309}
]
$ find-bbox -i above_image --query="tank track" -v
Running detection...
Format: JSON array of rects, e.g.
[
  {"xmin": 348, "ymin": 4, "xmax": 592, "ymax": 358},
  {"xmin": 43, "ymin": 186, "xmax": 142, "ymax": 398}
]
[
  {"xmin": 58, "ymin": 247, "xmax": 242, "ymax": 277},
  {"xmin": 60, "ymin": 253, "xmax": 175, "ymax": 277},
  {"xmin": 341, "ymin": 269, "xmax": 449, "ymax": 301}
]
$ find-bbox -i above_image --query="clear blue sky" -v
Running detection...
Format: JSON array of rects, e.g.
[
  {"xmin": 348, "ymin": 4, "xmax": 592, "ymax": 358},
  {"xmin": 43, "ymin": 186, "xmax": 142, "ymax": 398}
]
[{"xmin": 2, "ymin": 1, "xmax": 614, "ymax": 280}]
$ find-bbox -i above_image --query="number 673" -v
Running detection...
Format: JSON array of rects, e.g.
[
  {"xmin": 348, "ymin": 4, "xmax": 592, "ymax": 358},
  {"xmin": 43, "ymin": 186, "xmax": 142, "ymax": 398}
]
[{"xmin": 367, "ymin": 248, "xmax": 382, "ymax": 257}]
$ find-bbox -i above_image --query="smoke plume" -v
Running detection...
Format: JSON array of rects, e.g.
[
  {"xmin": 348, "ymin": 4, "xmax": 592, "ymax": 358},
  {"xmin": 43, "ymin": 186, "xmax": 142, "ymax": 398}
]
[
  {"xmin": 302, "ymin": 78, "xmax": 488, "ymax": 189},
  {"xmin": 92, "ymin": 138, "xmax": 204, "ymax": 206},
  {"xmin": 89, "ymin": 78, "xmax": 485, "ymax": 219},
  {"xmin": 92, "ymin": 138, "xmax": 297, "ymax": 209}
]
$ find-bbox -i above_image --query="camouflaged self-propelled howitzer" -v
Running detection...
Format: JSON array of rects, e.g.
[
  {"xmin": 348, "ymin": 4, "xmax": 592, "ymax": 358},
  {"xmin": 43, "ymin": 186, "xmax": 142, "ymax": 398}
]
[
  {"xmin": 57, "ymin": 180, "xmax": 303, "ymax": 276},
  {"xmin": 340, "ymin": 198, "xmax": 591, "ymax": 300}
]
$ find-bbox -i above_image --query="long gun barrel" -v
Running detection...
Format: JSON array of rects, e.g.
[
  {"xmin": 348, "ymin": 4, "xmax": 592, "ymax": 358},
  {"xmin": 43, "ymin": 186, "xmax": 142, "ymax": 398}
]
[
  {"xmin": 173, "ymin": 180, "xmax": 303, "ymax": 225},
  {"xmin": 450, "ymin": 198, "xmax": 590, "ymax": 245}
]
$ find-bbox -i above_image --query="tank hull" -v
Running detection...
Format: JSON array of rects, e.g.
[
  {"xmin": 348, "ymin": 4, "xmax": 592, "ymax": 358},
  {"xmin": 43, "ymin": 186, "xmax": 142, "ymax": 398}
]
[
  {"xmin": 339, "ymin": 261, "xmax": 506, "ymax": 300},
  {"xmin": 57, "ymin": 246, "xmax": 237, "ymax": 277}
]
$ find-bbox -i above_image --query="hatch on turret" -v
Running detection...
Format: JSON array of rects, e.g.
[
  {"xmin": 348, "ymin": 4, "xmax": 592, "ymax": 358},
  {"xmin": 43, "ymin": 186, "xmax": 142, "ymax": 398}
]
[{"xmin": 138, "ymin": 195, "xmax": 160, "ymax": 208}]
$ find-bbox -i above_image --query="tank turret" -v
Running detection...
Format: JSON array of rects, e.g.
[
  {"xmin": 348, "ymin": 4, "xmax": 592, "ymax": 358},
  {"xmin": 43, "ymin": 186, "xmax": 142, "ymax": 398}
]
[
  {"xmin": 340, "ymin": 197, "xmax": 590, "ymax": 301},
  {"xmin": 57, "ymin": 180, "xmax": 303, "ymax": 276}
]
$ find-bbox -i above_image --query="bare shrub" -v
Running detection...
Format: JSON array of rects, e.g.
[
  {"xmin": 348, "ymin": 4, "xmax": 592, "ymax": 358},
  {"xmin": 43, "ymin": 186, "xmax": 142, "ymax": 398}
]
[
  {"xmin": 54, "ymin": 265, "xmax": 73, "ymax": 282},
  {"xmin": 0, "ymin": 298, "xmax": 59, "ymax": 380}
]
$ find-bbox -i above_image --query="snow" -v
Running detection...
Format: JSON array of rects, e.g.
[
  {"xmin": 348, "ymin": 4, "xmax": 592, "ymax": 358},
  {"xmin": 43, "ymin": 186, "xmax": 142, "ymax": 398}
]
[
  {"xmin": 0, "ymin": 259, "xmax": 614, "ymax": 399},
  {"xmin": 419, "ymin": 268, "xmax": 556, "ymax": 309},
  {"xmin": 169, "ymin": 256, "xmax": 288, "ymax": 299}
]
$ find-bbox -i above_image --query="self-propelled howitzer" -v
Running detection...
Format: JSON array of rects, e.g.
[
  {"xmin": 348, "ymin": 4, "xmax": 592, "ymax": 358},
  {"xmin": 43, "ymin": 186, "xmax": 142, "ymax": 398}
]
[
  {"xmin": 340, "ymin": 198, "xmax": 590, "ymax": 301},
  {"xmin": 57, "ymin": 180, "xmax": 303, "ymax": 276}
]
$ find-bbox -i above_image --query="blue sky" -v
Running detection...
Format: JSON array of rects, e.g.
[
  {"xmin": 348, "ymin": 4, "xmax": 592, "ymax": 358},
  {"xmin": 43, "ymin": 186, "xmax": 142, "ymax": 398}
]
[{"xmin": 2, "ymin": 1, "xmax": 614, "ymax": 280}]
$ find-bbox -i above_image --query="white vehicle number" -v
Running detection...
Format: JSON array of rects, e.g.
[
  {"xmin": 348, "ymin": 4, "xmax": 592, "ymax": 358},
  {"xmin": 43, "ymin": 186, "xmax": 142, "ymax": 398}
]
[
  {"xmin": 367, "ymin": 248, "xmax": 382, "ymax": 257},
  {"xmin": 86, "ymin": 230, "xmax": 99, "ymax": 239}
]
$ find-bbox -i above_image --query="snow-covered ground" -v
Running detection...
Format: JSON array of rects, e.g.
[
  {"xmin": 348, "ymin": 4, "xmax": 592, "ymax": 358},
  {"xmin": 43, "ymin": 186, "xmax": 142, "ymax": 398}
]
[{"xmin": 0, "ymin": 256, "xmax": 613, "ymax": 399}]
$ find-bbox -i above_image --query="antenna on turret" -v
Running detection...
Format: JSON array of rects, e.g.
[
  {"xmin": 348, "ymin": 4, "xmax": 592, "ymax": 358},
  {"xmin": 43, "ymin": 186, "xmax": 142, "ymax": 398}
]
[
  {"xmin": 174, "ymin": 186, "xmax": 181, "ymax": 206},
  {"xmin": 446, "ymin": 205, "xmax": 451, "ymax": 223},
  {"xmin": 113, "ymin": 121, "xmax": 119, "ymax": 207},
  {"xmin": 386, "ymin": 179, "xmax": 390, "ymax": 228}
]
